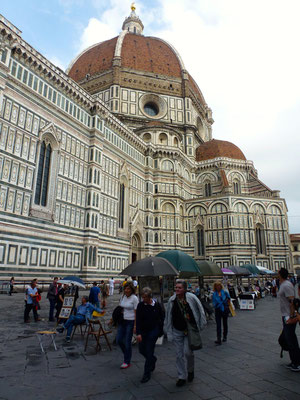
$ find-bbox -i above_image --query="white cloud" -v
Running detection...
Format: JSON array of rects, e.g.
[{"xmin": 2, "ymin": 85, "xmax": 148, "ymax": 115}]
[
  {"xmin": 47, "ymin": 55, "xmax": 66, "ymax": 71},
  {"xmin": 78, "ymin": 0, "xmax": 300, "ymax": 232}
]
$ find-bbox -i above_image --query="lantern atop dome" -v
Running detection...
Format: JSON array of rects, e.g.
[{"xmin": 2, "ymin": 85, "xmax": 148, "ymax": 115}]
[{"xmin": 122, "ymin": 3, "xmax": 144, "ymax": 34}]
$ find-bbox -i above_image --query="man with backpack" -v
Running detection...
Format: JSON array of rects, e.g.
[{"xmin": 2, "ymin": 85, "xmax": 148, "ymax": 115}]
[{"xmin": 278, "ymin": 268, "xmax": 300, "ymax": 372}]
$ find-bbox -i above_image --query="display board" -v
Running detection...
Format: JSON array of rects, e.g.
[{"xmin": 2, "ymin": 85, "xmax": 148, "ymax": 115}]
[
  {"xmin": 58, "ymin": 295, "xmax": 75, "ymax": 320},
  {"xmin": 239, "ymin": 299, "xmax": 255, "ymax": 310}
]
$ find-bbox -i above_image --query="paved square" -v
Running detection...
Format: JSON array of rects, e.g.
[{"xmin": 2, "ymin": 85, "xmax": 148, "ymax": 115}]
[{"xmin": 0, "ymin": 292, "xmax": 299, "ymax": 399}]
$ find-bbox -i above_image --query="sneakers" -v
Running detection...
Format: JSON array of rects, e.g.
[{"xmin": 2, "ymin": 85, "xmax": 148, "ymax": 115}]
[
  {"xmin": 65, "ymin": 336, "xmax": 71, "ymax": 343},
  {"xmin": 290, "ymin": 364, "xmax": 300, "ymax": 372},
  {"xmin": 56, "ymin": 327, "xmax": 64, "ymax": 333},
  {"xmin": 120, "ymin": 363, "xmax": 130, "ymax": 369},
  {"xmin": 223, "ymin": 337, "xmax": 227, "ymax": 342},
  {"xmin": 285, "ymin": 363, "xmax": 293, "ymax": 369},
  {"xmin": 215, "ymin": 340, "xmax": 222, "ymax": 345},
  {"xmin": 176, "ymin": 379, "xmax": 186, "ymax": 387}
]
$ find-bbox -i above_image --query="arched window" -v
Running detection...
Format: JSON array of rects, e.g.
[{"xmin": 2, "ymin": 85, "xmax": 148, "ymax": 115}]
[
  {"xmin": 88, "ymin": 246, "xmax": 93, "ymax": 266},
  {"xmin": 87, "ymin": 192, "xmax": 91, "ymax": 206},
  {"xmin": 154, "ymin": 233, "xmax": 159, "ymax": 243},
  {"xmin": 96, "ymin": 194, "xmax": 99, "ymax": 208},
  {"xmin": 93, "ymin": 247, "xmax": 97, "ymax": 266},
  {"xmin": 94, "ymin": 170, "xmax": 97, "ymax": 184},
  {"xmin": 205, "ymin": 182, "xmax": 212, "ymax": 197},
  {"xmin": 34, "ymin": 141, "xmax": 52, "ymax": 206},
  {"xmin": 91, "ymin": 214, "xmax": 94, "ymax": 228},
  {"xmin": 154, "ymin": 199, "xmax": 158, "ymax": 210},
  {"xmin": 95, "ymin": 215, "xmax": 98, "ymax": 229},
  {"xmin": 119, "ymin": 183, "xmax": 125, "ymax": 229},
  {"xmin": 84, "ymin": 247, "xmax": 87, "ymax": 266},
  {"xmin": 255, "ymin": 225, "xmax": 265, "ymax": 254},
  {"xmin": 155, "ymin": 217, "xmax": 159, "ymax": 227},
  {"xmin": 89, "ymin": 168, "xmax": 92, "ymax": 183},
  {"xmin": 161, "ymin": 160, "xmax": 174, "ymax": 171},
  {"xmin": 233, "ymin": 181, "xmax": 241, "ymax": 194},
  {"xmin": 86, "ymin": 213, "xmax": 90, "ymax": 228},
  {"xmin": 93, "ymin": 193, "xmax": 95, "ymax": 206},
  {"xmin": 196, "ymin": 227, "xmax": 205, "ymax": 256}
]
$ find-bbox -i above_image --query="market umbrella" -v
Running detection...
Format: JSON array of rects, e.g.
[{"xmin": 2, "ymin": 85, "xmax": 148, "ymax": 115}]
[
  {"xmin": 197, "ymin": 260, "xmax": 222, "ymax": 276},
  {"xmin": 57, "ymin": 276, "xmax": 86, "ymax": 288},
  {"xmin": 241, "ymin": 264, "xmax": 261, "ymax": 275},
  {"xmin": 156, "ymin": 250, "xmax": 200, "ymax": 278},
  {"xmin": 256, "ymin": 266, "xmax": 268, "ymax": 275},
  {"xmin": 120, "ymin": 256, "xmax": 178, "ymax": 277},
  {"xmin": 257, "ymin": 266, "xmax": 275, "ymax": 275},
  {"xmin": 229, "ymin": 266, "xmax": 251, "ymax": 276},
  {"xmin": 222, "ymin": 268, "xmax": 235, "ymax": 275}
]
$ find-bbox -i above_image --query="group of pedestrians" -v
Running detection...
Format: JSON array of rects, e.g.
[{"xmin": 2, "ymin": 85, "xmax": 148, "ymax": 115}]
[{"xmin": 114, "ymin": 279, "xmax": 207, "ymax": 386}]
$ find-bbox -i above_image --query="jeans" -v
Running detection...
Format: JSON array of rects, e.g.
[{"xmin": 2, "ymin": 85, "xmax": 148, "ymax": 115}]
[
  {"xmin": 91, "ymin": 301, "xmax": 100, "ymax": 308},
  {"xmin": 24, "ymin": 303, "xmax": 38, "ymax": 322},
  {"xmin": 116, "ymin": 320, "xmax": 134, "ymax": 364},
  {"xmin": 173, "ymin": 328, "xmax": 194, "ymax": 379},
  {"xmin": 282, "ymin": 318, "xmax": 300, "ymax": 366},
  {"xmin": 64, "ymin": 314, "xmax": 86, "ymax": 337},
  {"xmin": 138, "ymin": 326, "xmax": 159, "ymax": 376},
  {"xmin": 215, "ymin": 308, "xmax": 228, "ymax": 340},
  {"xmin": 49, "ymin": 298, "xmax": 56, "ymax": 320}
]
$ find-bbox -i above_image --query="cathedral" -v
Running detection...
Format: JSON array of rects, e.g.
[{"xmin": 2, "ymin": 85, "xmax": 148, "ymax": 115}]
[{"xmin": 0, "ymin": 7, "xmax": 291, "ymax": 280}]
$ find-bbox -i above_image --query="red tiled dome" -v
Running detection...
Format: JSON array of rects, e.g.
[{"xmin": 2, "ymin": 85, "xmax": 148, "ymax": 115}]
[
  {"xmin": 67, "ymin": 33, "xmax": 206, "ymax": 107},
  {"xmin": 68, "ymin": 34, "xmax": 182, "ymax": 82},
  {"xmin": 196, "ymin": 139, "xmax": 246, "ymax": 161}
]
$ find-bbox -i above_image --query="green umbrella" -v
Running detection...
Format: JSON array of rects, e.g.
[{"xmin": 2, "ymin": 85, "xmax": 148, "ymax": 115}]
[
  {"xmin": 197, "ymin": 261, "xmax": 222, "ymax": 276},
  {"xmin": 241, "ymin": 264, "xmax": 261, "ymax": 275},
  {"xmin": 156, "ymin": 250, "xmax": 201, "ymax": 278}
]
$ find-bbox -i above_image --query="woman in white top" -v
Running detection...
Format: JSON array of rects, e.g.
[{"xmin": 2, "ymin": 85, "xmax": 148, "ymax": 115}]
[{"xmin": 116, "ymin": 282, "xmax": 138, "ymax": 369}]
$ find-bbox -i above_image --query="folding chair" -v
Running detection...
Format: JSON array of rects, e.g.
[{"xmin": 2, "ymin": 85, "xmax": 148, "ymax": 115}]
[
  {"xmin": 84, "ymin": 316, "xmax": 112, "ymax": 353},
  {"xmin": 36, "ymin": 331, "xmax": 57, "ymax": 353},
  {"xmin": 71, "ymin": 321, "xmax": 88, "ymax": 339}
]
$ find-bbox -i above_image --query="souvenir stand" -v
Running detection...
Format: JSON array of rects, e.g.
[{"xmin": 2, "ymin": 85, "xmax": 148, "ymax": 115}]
[{"xmin": 120, "ymin": 256, "xmax": 178, "ymax": 305}]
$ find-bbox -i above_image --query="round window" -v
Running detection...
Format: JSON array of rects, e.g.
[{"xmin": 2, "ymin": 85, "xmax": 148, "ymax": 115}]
[{"xmin": 144, "ymin": 102, "xmax": 159, "ymax": 116}]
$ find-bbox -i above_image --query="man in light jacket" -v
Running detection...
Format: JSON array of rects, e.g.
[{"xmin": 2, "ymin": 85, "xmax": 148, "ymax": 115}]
[{"xmin": 164, "ymin": 279, "xmax": 206, "ymax": 387}]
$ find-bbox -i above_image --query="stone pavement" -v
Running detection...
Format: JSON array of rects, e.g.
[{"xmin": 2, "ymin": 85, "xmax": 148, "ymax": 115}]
[{"xmin": 0, "ymin": 290, "xmax": 300, "ymax": 400}]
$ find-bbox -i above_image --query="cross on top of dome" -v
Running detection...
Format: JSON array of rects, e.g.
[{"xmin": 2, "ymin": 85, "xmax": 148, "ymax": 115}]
[{"xmin": 122, "ymin": 3, "xmax": 144, "ymax": 35}]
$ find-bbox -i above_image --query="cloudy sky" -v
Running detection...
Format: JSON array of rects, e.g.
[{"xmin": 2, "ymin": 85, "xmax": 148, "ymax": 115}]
[{"xmin": 2, "ymin": 0, "xmax": 300, "ymax": 232}]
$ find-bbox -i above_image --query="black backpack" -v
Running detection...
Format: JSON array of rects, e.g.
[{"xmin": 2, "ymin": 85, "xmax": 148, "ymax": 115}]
[
  {"xmin": 112, "ymin": 306, "xmax": 124, "ymax": 326},
  {"xmin": 278, "ymin": 331, "xmax": 289, "ymax": 358}
]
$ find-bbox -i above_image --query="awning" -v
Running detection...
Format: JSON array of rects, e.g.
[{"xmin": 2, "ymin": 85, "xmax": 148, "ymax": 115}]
[
  {"xmin": 228, "ymin": 266, "xmax": 251, "ymax": 276},
  {"xmin": 222, "ymin": 268, "xmax": 235, "ymax": 275},
  {"xmin": 240, "ymin": 264, "xmax": 261, "ymax": 275}
]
